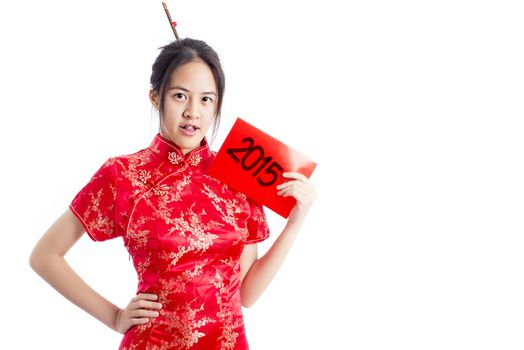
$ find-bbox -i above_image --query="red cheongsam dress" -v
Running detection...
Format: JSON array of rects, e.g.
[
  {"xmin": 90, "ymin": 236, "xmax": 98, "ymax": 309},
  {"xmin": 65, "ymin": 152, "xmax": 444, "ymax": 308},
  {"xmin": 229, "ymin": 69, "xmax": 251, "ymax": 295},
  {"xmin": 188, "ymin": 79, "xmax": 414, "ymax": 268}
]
[{"xmin": 69, "ymin": 132, "xmax": 270, "ymax": 350}]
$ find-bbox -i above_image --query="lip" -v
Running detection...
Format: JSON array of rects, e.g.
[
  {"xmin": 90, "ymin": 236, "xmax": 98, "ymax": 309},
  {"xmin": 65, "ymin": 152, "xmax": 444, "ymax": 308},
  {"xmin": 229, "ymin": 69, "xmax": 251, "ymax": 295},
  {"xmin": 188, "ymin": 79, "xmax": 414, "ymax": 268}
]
[
  {"xmin": 179, "ymin": 125, "xmax": 199, "ymax": 137},
  {"xmin": 180, "ymin": 123, "xmax": 200, "ymax": 129}
]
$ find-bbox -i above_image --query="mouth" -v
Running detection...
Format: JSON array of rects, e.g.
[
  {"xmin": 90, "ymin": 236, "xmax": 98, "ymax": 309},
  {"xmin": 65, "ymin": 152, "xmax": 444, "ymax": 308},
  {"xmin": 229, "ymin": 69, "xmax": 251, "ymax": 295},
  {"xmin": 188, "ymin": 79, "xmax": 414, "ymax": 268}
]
[{"xmin": 179, "ymin": 124, "xmax": 199, "ymax": 132}]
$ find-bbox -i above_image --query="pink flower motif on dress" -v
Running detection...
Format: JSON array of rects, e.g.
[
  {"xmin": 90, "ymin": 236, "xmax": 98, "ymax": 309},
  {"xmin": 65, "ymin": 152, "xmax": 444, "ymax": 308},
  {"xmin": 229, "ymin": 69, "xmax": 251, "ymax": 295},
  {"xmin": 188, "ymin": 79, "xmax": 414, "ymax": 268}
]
[
  {"xmin": 188, "ymin": 154, "xmax": 202, "ymax": 166},
  {"xmin": 168, "ymin": 151, "xmax": 183, "ymax": 165}
]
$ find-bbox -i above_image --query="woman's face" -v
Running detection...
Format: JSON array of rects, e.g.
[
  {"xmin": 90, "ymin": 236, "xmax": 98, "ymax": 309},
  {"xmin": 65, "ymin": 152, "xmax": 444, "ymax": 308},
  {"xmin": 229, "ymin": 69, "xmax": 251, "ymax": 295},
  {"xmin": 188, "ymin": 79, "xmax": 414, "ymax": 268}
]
[{"xmin": 150, "ymin": 59, "xmax": 217, "ymax": 155}]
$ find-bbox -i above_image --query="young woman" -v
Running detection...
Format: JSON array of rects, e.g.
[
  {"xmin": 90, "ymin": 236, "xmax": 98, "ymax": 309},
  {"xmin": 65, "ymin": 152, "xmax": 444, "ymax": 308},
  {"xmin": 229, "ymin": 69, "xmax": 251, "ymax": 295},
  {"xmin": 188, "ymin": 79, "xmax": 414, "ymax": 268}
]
[{"xmin": 29, "ymin": 38, "xmax": 316, "ymax": 350}]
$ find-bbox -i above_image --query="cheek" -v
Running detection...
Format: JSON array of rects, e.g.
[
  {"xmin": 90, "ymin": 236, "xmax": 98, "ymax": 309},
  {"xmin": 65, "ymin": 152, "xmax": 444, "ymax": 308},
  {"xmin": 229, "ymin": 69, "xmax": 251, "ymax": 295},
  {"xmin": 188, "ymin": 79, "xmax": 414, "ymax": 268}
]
[
  {"xmin": 161, "ymin": 103, "xmax": 182, "ymax": 123},
  {"xmin": 197, "ymin": 119, "xmax": 213, "ymax": 135},
  {"xmin": 164, "ymin": 100, "xmax": 180, "ymax": 114},
  {"xmin": 201, "ymin": 121, "xmax": 212, "ymax": 133}
]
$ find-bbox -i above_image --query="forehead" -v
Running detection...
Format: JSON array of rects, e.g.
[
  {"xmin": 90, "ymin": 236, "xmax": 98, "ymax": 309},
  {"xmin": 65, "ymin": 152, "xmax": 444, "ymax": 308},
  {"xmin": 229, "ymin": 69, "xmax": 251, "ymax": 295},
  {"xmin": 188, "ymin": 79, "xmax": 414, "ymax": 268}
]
[{"xmin": 169, "ymin": 59, "xmax": 216, "ymax": 91}]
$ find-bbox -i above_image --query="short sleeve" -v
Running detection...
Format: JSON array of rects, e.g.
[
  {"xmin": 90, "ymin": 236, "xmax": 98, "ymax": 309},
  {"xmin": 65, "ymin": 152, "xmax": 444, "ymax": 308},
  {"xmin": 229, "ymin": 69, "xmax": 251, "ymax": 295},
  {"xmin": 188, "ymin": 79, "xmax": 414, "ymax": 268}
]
[
  {"xmin": 69, "ymin": 157, "xmax": 119, "ymax": 242},
  {"xmin": 244, "ymin": 197, "xmax": 270, "ymax": 244}
]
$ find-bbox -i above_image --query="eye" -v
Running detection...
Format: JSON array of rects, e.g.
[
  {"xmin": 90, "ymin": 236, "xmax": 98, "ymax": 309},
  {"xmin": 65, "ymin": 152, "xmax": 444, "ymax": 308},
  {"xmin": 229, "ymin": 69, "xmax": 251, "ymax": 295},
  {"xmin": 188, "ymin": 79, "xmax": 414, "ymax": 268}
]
[
  {"xmin": 174, "ymin": 93, "xmax": 186, "ymax": 100},
  {"xmin": 202, "ymin": 96, "xmax": 214, "ymax": 103}
]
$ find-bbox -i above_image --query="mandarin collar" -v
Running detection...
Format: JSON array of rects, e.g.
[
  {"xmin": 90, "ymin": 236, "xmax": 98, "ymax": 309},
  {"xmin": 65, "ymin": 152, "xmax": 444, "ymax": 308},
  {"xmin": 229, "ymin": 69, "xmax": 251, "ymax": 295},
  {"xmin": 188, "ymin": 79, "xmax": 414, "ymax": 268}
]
[{"xmin": 149, "ymin": 132, "xmax": 212, "ymax": 167}]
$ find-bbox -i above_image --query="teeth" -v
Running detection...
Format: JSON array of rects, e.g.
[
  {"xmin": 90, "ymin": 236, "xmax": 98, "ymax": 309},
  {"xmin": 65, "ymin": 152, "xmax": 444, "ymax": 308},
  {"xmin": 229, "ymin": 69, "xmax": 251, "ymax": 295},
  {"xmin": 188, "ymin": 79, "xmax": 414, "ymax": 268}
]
[{"xmin": 182, "ymin": 125, "xmax": 196, "ymax": 131}]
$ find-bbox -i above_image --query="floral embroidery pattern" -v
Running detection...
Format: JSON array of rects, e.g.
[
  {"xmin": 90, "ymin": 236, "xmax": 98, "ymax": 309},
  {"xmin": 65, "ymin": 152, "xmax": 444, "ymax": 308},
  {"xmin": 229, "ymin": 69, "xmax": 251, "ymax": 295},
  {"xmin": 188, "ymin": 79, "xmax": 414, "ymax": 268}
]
[
  {"xmin": 69, "ymin": 133, "xmax": 270, "ymax": 349},
  {"xmin": 162, "ymin": 300, "xmax": 216, "ymax": 348},
  {"xmin": 138, "ymin": 169, "xmax": 151, "ymax": 185},
  {"xmin": 201, "ymin": 182, "xmax": 245, "ymax": 239},
  {"xmin": 126, "ymin": 215, "xmax": 152, "ymax": 251},
  {"xmin": 163, "ymin": 203, "xmax": 221, "ymax": 267},
  {"xmin": 187, "ymin": 153, "xmax": 202, "ymax": 166},
  {"xmin": 152, "ymin": 183, "xmax": 170, "ymax": 196},
  {"xmin": 168, "ymin": 151, "xmax": 183, "ymax": 165},
  {"xmin": 213, "ymin": 270, "xmax": 241, "ymax": 350}
]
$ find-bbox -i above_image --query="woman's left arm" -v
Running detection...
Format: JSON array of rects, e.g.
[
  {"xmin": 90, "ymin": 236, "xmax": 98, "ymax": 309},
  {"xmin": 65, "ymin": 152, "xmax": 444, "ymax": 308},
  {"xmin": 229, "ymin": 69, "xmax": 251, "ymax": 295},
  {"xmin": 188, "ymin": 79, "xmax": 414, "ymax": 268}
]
[{"xmin": 239, "ymin": 172, "xmax": 316, "ymax": 308}]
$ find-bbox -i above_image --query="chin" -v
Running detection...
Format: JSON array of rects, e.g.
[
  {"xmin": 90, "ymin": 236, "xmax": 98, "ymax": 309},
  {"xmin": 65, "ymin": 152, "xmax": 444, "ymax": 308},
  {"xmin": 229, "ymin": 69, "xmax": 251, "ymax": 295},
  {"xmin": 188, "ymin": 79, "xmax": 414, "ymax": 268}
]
[{"xmin": 177, "ymin": 134, "xmax": 203, "ymax": 147}]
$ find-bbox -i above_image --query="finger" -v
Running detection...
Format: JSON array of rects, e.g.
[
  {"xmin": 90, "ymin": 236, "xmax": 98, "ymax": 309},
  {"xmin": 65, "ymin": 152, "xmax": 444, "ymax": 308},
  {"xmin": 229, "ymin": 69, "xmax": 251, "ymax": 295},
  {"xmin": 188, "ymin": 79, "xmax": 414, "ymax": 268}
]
[
  {"xmin": 282, "ymin": 172, "xmax": 309, "ymax": 182},
  {"xmin": 279, "ymin": 187, "xmax": 307, "ymax": 198},
  {"xmin": 281, "ymin": 176, "xmax": 311, "ymax": 189},
  {"xmin": 276, "ymin": 180, "xmax": 303, "ymax": 190},
  {"xmin": 132, "ymin": 293, "xmax": 157, "ymax": 303},
  {"xmin": 277, "ymin": 181, "xmax": 309, "ymax": 195},
  {"xmin": 131, "ymin": 309, "xmax": 160, "ymax": 318},
  {"xmin": 278, "ymin": 187, "xmax": 301, "ymax": 196},
  {"xmin": 137, "ymin": 293, "xmax": 158, "ymax": 300},
  {"xmin": 129, "ymin": 317, "xmax": 150, "ymax": 325},
  {"xmin": 132, "ymin": 299, "xmax": 163, "ymax": 310},
  {"xmin": 134, "ymin": 299, "xmax": 162, "ymax": 310}
]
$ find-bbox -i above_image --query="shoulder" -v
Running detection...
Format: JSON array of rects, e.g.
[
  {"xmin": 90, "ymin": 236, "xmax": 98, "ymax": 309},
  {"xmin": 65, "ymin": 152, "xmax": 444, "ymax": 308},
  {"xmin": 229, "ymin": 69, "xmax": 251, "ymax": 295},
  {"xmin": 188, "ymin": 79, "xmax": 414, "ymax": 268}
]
[{"xmin": 109, "ymin": 146, "xmax": 161, "ymax": 170}]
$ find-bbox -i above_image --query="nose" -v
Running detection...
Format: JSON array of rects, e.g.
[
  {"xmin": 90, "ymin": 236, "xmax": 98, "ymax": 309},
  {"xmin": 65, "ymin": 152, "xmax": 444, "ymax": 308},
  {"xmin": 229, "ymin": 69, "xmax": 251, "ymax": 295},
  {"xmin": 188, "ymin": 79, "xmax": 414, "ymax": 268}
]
[{"xmin": 183, "ymin": 98, "xmax": 200, "ymax": 119}]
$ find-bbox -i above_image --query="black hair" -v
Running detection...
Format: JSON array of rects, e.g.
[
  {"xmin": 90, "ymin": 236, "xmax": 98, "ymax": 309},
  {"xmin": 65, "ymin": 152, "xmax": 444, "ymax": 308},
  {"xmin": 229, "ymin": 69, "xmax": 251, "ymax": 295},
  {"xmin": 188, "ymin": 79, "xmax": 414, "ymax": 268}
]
[{"xmin": 150, "ymin": 38, "xmax": 225, "ymax": 145}]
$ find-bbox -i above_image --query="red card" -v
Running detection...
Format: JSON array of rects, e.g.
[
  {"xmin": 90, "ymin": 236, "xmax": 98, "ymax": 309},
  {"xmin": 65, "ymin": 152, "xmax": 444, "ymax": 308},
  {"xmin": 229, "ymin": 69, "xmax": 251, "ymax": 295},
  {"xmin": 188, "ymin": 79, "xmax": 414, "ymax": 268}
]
[{"xmin": 208, "ymin": 117, "xmax": 317, "ymax": 218}]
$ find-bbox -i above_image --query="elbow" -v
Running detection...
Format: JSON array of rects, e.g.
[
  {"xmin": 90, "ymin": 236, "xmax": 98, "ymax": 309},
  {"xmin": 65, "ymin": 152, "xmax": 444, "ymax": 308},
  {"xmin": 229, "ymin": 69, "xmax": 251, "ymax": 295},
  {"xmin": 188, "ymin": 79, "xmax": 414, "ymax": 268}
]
[
  {"xmin": 29, "ymin": 251, "xmax": 41, "ymax": 273},
  {"xmin": 29, "ymin": 247, "xmax": 45, "ymax": 273},
  {"xmin": 29, "ymin": 247, "xmax": 50, "ymax": 274}
]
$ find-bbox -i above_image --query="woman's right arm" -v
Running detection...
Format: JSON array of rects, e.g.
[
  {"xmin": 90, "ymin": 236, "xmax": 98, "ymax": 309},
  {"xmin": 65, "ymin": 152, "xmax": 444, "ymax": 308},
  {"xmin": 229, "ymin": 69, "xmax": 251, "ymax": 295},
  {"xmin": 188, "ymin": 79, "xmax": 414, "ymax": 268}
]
[{"xmin": 28, "ymin": 208, "xmax": 162, "ymax": 333}]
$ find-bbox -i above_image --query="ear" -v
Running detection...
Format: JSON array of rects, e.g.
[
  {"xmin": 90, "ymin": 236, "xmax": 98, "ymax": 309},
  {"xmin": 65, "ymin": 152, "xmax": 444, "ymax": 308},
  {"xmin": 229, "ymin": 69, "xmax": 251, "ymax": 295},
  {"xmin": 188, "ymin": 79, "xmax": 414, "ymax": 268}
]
[{"xmin": 149, "ymin": 89, "xmax": 159, "ymax": 110}]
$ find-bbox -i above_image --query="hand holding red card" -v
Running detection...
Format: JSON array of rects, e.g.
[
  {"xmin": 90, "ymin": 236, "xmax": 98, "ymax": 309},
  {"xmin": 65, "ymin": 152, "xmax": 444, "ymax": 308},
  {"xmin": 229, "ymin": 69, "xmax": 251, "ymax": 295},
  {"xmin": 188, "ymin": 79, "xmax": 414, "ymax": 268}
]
[{"xmin": 208, "ymin": 117, "xmax": 317, "ymax": 218}]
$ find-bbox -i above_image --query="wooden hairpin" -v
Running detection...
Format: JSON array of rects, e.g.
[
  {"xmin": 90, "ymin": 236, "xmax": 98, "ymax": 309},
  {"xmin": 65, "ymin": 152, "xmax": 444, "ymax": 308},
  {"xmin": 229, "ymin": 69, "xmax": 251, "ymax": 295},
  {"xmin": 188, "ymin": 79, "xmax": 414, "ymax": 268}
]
[{"xmin": 161, "ymin": 1, "xmax": 179, "ymax": 40}]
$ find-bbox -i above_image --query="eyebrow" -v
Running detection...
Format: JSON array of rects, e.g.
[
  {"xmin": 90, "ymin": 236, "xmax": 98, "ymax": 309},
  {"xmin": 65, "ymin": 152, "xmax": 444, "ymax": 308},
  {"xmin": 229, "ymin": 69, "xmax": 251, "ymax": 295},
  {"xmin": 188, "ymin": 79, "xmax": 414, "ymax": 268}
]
[{"xmin": 169, "ymin": 85, "xmax": 217, "ymax": 96}]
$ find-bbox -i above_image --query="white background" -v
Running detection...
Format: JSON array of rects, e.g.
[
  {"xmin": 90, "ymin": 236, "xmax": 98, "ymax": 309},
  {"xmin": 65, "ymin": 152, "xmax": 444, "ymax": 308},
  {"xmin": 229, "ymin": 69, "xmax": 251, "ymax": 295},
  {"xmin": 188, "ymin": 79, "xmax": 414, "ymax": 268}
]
[{"xmin": 1, "ymin": 0, "xmax": 523, "ymax": 349}]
